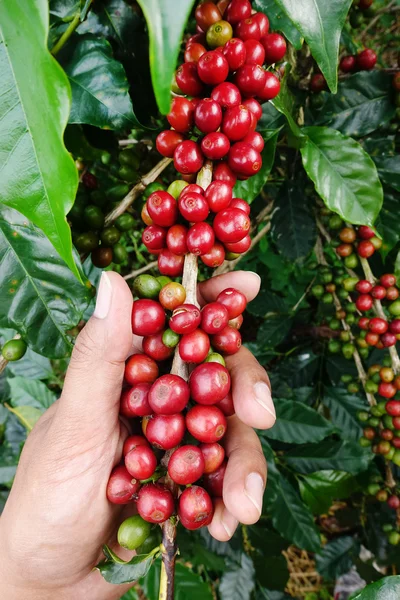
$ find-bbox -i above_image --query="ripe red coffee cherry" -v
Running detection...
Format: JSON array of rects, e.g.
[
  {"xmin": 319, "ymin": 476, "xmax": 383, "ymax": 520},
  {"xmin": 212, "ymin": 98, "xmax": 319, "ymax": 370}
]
[
  {"xmin": 356, "ymin": 294, "xmax": 373, "ymax": 312},
  {"xmin": 222, "ymin": 38, "xmax": 246, "ymax": 70},
  {"xmin": 357, "ymin": 240, "xmax": 375, "ymax": 258},
  {"xmin": 178, "ymin": 192, "xmax": 209, "ymax": 222},
  {"xmin": 258, "ymin": 72, "xmax": 281, "ymax": 101},
  {"xmin": 131, "ymin": 300, "xmax": 165, "ymax": 336},
  {"xmin": 214, "ymin": 207, "xmax": 250, "ymax": 243},
  {"xmin": 166, "ymin": 224, "xmax": 188, "ymax": 256},
  {"xmin": 187, "ymin": 222, "xmax": 215, "ymax": 255},
  {"xmin": 147, "ymin": 191, "xmax": 178, "ymax": 227},
  {"xmin": 198, "ymin": 51, "xmax": 229, "ymax": 85},
  {"xmin": 368, "ymin": 317, "xmax": 388, "ymax": 335},
  {"xmin": 252, "ymin": 11, "xmax": 269, "ymax": 37},
  {"xmin": 144, "ymin": 413, "xmax": 186, "ymax": 449},
  {"xmin": 217, "ymin": 391, "xmax": 235, "ymax": 416},
  {"xmin": 158, "ymin": 249, "xmax": 184, "ymax": 277},
  {"xmin": 120, "ymin": 383, "xmax": 152, "ymax": 418},
  {"xmin": 186, "ymin": 32, "xmax": 207, "ymax": 46},
  {"xmin": 371, "ymin": 285, "xmax": 386, "ymax": 300},
  {"xmin": 236, "ymin": 17, "xmax": 261, "ymax": 41},
  {"xmin": 201, "ymin": 302, "xmax": 230, "ymax": 334},
  {"xmin": 125, "ymin": 446, "xmax": 157, "ymax": 480},
  {"xmin": 226, "ymin": 0, "xmax": 251, "ymax": 24},
  {"xmin": 336, "ymin": 243, "xmax": 353, "ymax": 257},
  {"xmin": 176, "ymin": 62, "xmax": 204, "ymax": 96},
  {"xmin": 189, "ymin": 362, "xmax": 231, "ymax": 404},
  {"xmin": 174, "ymin": 141, "xmax": 204, "ymax": 175},
  {"xmin": 379, "ymin": 382, "xmax": 397, "ymax": 398},
  {"xmin": 241, "ymin": 130, "xmax": 264, "ymax": 152},
  {"xmin": 167, "ymin": 97, "xmax": 194, "ymax": 132},
  {"xmin": 106, "ymin": 465, "xmax": 141, "ymax": 504},
  {"xmin": 201, "ymin": 132, "xmax": 230, "ymax": 160},
  {"xmin": 142, "ymin": 225, "xmax": 167, "ymax": 251},
  {"xmin": 205, "ymin": 181, "xmax": 232, "ymax": 212},
  {"xmin": 358, "ymin": 317, "xmax": 370, "ymax": 330},
  {"xmin": 365, "ymin": 332, "xmax": 379, "ymax": 346},
  {"xmin": 82, "ymin": 172, "xmax": 97, "ymax": 189},
  {"xmin": 142, "ymin": 331, "xmax": 174, "ymax": 361},
  {"xmin": 186, "ymin": 404, "xmax": 227, "ymax": 443},
  {"xmin": 222, "ymin": 105, "xmax": 251, "ymax": 141},
  {"xmin": 159, "ymin": 282, "xmax": 186, "ymax": 311},
  {"xmin": 169, "ymin": 303, "xmax": 201, "ymax": 334},
  {"xmin": 123, "ymin": 435, "xmax": 150, "ymax": 456},
  {"xmin": 381, "ymin": 428, "xmax": 394, "ymax": 441},
  {"xmin": 201, "ymin": 243, "xmax": 226, "ymax": 267},
  {"xmin": 228, "ymin": 142, "xmax": 262, "ymax": 177},
  {"xmin": 358, "ymin": 225, "xmax": 375, "ymax": 239},
  {"xmin": 137, "ymin": 483, "xmax": 175, "ymax": 524},
  {"xmin": 195, "ymin": 2, "xmax": 222, "ymax": 32},
  {"xmin": 178, "ymin": 486, "xmax": 213, "ymax": 530},
  {"xmin": 229, "ymin": 198, "xmax": 250, "ymax": 214},
  {"xmin": 213, "ymin": 161, "xmax": 237, "ymax": 187},
  {"xmin": 156, "ymin": 130, "xmax": 185, "ymax": 158},
  {"xmin": 195, "ymin": 98, "xmax": 223, "ymax": 133},
  {"xmin": 244, "ymin": 39, "xmax": 265, "ymax": 65},
  {"xmin": 242, "ymin": 97, "xmax": 262, "ymax": 120},
  {"xmin": 229, "ymin": 314, "xmax": 243, "ymax": 330},
  {"xmin": 356, "ymin": 280, "xmax": 373, "ymax": 294},
  {"xmin": 211, "ymin": 81, "xmax": 242, "ymax": 109},
  {"xmin": 380, "ymin": 273, "xmax": 396, "ymax": 288},
  {"xmin": 381, "ymin": 332, "xmax": 397, "ymax": 347},
  {"xmin": 168, "ymin": 445, "xmax": 205, "ymax": 485},
  {"xmin": 310, "ymin": 73, "xmax": 326, "ymax": 92},
  {"xmin": 389, "ymin": 319, "xmax": 400, "ymax": 334},
  {"xmin": 340, "ymin": 55, "xmax": 357, "ymax": 73},
  {"xmin": 217, "ymin": 288, "xmax": 247, "ymax": 318},
  {"xmin": 125, "ymin": 354, "xmax": 159, "ymax": 386},
  {"xmin": 386, "ymin": 287, "xmax": 399, "ymax": 301},
  {"xmin": 225, "ymin": 234, "xmax": 251, "ymax": 253},
  {"xmin": 180, "ymin": 183, "xmax": 204, "ymax": 198},
  {"xmin": 203, "ymin": 460, "xmax": 227, "ymax": 497},
  {"xmin": 234, "ymin": 64, "xmax": 267, "ymax": 97},
  {"xmin": 212, "ymin": 325, "xmax": 242, "ymax": 354},
  {"xmin": 148, "ymin": 374, "xmax": 190, "ymax": 414},
  {"xmin": 386, "ymin": 400, "xmax": 400, "ymax": 417},
  {"xmin": 184, "ymin": 42, "xmax": 207, "ymax": 64},
  {"xmin": 388, "ymin": 495, "xmax": 400, "ymax": 510},
  {"xmin": 179, "ymin": 328, "xmax": 211, "ymax": 363},
  {"xmin": 261, "ymin": 33, "xmax": 286, "ymax": 64},
  {"xmin": 357, "ymin": 49, "xmax": 377, "ymax": 71},
  {"xmin": 200, "ymin": 442, "xmax": 225, "ymax": 474}
]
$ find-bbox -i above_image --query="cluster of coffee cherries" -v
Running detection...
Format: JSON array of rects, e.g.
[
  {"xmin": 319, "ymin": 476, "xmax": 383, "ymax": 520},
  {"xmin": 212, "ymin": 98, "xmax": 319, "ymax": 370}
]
[
  {"xmin": 155, "ymin": 0, "xmax": 285, "ymax": 182},
  {"xmin": 310, "ymin": 48, "xmax": 377, "ymax": 92},
  {"xmin": 365, "ymin": 475, "xmax": 400, "ymax": 546},
  {"xmin": 142, "ymin": 177, "xmax": 251, "ymax": 274},
  {"xmin": 106, "ymin": 275, "xmax": 246, "ymax": 538}
]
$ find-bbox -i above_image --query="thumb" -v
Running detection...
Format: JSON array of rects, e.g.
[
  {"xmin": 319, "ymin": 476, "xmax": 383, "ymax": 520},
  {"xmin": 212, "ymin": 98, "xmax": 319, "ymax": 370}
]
[{"xmin": 56, "ymin": 271, "xmax": 133, "ymax": 432}]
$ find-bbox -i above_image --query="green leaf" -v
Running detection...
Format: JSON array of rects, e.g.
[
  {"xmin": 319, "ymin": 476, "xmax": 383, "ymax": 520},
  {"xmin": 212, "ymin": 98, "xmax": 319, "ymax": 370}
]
[
  {"xmin": 256, "ymin": 315, "xmax": 293, "ymax": 348},
  {"xmin": 271, "ymin": 67, "xmax": 302, "ymax": 137},
  {"xmin": 234, "ymin": 134, "xmax": 278, "ymax": 203},
  {"xmin": 253, "ymin": 0, "xmax": 303, "ymax": 49},
  {"xmin": 271, "ymin": 181, "xmax": 317, "ymax": 261},
  {"xmin": 299, "ymin": 470, "xmax": 356, "ymax": 514},
  {"xmin": 219, "ymin": 554, "xmax": 256, "ymax": 600},
  {"xmin": 50, "ymin": 0, "xmax": 80, "ymax": 21},
  {"xmin": 98, "ymin": 553, "xmax": 154, "ymax": 585},
  {"xmin": 0, "ymin": 445, "xmax": 18, "ymax": 485},
  {"xmin": 277, "ymin": 351, "xmax": 320, "ymax": 388},
  {"xmin": 63, "ymin": 35, "xmax": 138, "ymax": 130},
  {"xmin": 136, "ymin": 0, "xmax": 196, "ymax": 115},
  {"xmin": 372, "ymin": 155, "xmax": 400, "ymax": 193},
  {"xmin": 257, "ymin": 102, "xmax": 285, "ymax": 136},
  {"xmin": 248, "ymin": 290, "xmax": 288, "ymax": 318},
  {"xmin": 352, "ymin": 576, "xmax": 400, "ymax": 600},
  {"xmin": 5, "ymin": 348, "xmax": 52, "ymax": 380},
  {"xmin": 142, "ymin": 560, "xmax": 213, "ymax": 600},
  {"xmin": 8, "ymin": 377, "xmax": 56, "ymax": 411},
  {"xmin": 6, "ymin": 405, "xmax": 43, "ymax": 432},
  {"xmin": 0, "ymin": 206, "xmax": 92, "ymax": 358},
  {"xmin": 301, "ymin": 126, "xmax": 383, "ymax": 226},
  {"xmin": 323, "ymin": 387, "xmax": 368, "ymax": 441},
  {"xmin": 274, "ymin": 0, "xmax": 352, "ymax": 93},
  {"xmin": 314, "ymin": 71, "xmax": 396, "ymax": 137},
  {"xmin": 316, "ymin": 536, "xmax": 360, "ymax": 580},
  {"xmin": 264, "ymin": 399, "xmax": 335, "ymax": 444},
  {"xmin": 376, "ymin": 189, "xmax": 400, "ymax": 258},
  {"xmin": 285, "ymin": 439, "xmax": 372, "ymax": 474},
  {"xmin": 0, "ymin": 0, "xmax": 80, "ymax": 279},
  {"xmin": 253, "ymin": 554, "xmax": 289, "ymax": 591}
]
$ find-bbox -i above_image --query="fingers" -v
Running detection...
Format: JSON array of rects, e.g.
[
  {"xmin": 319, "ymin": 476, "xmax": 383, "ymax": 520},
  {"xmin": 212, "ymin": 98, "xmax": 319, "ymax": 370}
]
[
  {"xmin": 227, "ymin": 345, "xmax": 275, "ymax": 430},
  {"xmin": 222, "ymin": 416, "xmax": 267, "ymax": 525},
  {"xmin": 208, "ymin": 498, "xmax": 239, "ymax": 542},
  {"xmin": 198, "ymin": 270, "xmax": 260, "ymax": 306}
]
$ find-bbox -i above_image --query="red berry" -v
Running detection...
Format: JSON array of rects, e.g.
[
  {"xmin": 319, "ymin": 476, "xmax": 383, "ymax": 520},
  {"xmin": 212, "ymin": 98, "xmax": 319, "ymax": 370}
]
[
  {"xmin": 386, "ymin": 287, "xmax": 399, "ymax": 301},
  {"xmin": 144, "ymin": 413, "xmax": 186, "ymax": 449},
  {"xmin": 178, "ymin": 485, "xmax": 213, "ymax": 530},
  {"xmin": 187, "ymin": 222, "xmax": 215, "ymax": 255},
  {"xmin": 195, "ymin": 2, "xmax": 222, "ymax": 32},
  {"xmin": 365, "ymin": 332, "xmax": 379, "ymax": 346},
  {"xmin": 106, "ymin": 465, "xmax": 140, "ymax": 504},
  {"xmin": 180, "ymin": 184, "xmax": 204, "ymax": 198},
  {"xmin": 386, "ymin": 400, "xmax": 400, "ymax": 416},
  {"xmin": 176, "ymin": 62, "xmax": 204, "ymax": 96},
  {"xmin": 310, "ymin": 73, "xmax": 326, "ymax": 92},
  {"xmin": 380, "ymin": 274, "xmax": 396, "ymax": 288},
  {"xmin": 229, "ymin": 198, "xmax": 250, "ymax": 214},
  {"xmin": 167, "ymin": 97, "xmax": 194, "ymax": 132},
  {"xmin": 195, "ymin": 98, "xmax": 223, "ymax": 133},
  {"xmin": 82, "ymin": 172, "xmax": 97, "ymax": 189},
  {"xmin": 371, "ymin": 285, "xmax": 386, "ymax": 300},
  {"xmin": 148, "ymin": 374, "xmax": 190, "ymax": 414},
  {"xmin": 147, "ymin": 191, "xmax": 178, "ymax": 227},
  {"xmin": 158, "ymin": 249, "xmax": 184, "ymax": 276},
  {"xmin": 168, "ymin": 445, "xmax": 205, "ymax": 485},
  {"xmin": 217, "ymin": 391, "xmax": 235, "ymax": 416},
  {"xmin": 258, "ymin": 72, "xmax": 281, "ymax": 101},
  {"xmin": 229, "ymin": 314, "xmax": 243, "ymax": 330},
  {"xmin": 169, "ymin": 303, "xmax": 201, "ymax": 334},
  {"xmin": 381, "ymin": 428, "xmax": 394, "ymax": 441},
  {"xmin": 125, "ymin": 354, "xmax": 159, "ymax": 386},
  {"xmin": 189, "ymin": 362, "xmax": 231, "ymax": 404},
  {"xmin": 179, "ymin": 328, "xmax": 211, "ymax": 363},
  {"xmin": 201, "ymin": 243, "xmax": 226, "ymax": 267},
  {"xmin": 358, "ymin": 240, "xmax": 375, "ymax": 258},
  {"xmin": 241, "ymin": 130, "xmax": 264, "ymax": 152},
  {"xmin": 202, "ymin": 460, "xmax": 227, "ymax": 497},
  {"xmin": 186, "ymin": 404, "xmax": 227, "ymax": 443},
  {"xmin": 252, "ymin": 12, "xmax": 269, "ymax": 36},
  {"xmin": 201, "ymin": 132, "xmax": 230, "ymax": 160},
  {"xmin": 178, "ymin": 192, "xmax": 209, "ymax": 223},
  {"xmin": 225, "ymin": 234, "xmax": 251, "ymax": 254},
  {"xmin": 379, "ymin": 382, "xmax": 397, "ymax": 398},
  {"xmin": 132, "ymin": 299, "xmax": 165, "ymax": 336},
  {"xmin": 381, "ymin": 332, "xmax": 397, "ymax": 347},
  {"xmin": 201, "ymin": 302, "xmax": 230, "ymax": 334},
  {"xmin": 184, "ymin": 42, "xmax": 207, "ymax": 64},
  {"xmin": 123, "ymin": 435, "xmax": 149, "ymax": 456},
  {"xmin": 212, "ymin": 325, "xmax": 242, "ymax": 354},
  {"xmin": 261, "ymin": 33, "xmax": 286, "ymax": 64},
  {"xmin": 388, "ymin": 495, "xmax": 400, "ymax": 510},
  {"xmin": 222, "ymin": 38, "xmax": 246, "ymax": 71},
  {"xmin": 389, "ymin": 319, "xmax": 400, "ymax": 334},
  {"xmin": 142, "ymin": 225, "xmax": 167, "ymax": 251},
  {"xmin": 234, "ymin": 64, "xmax": 267, "ymax": 97},
  {"xmin": 226, "ymin": 0, "xmax": 251, "ymax": 25},
  {"xmin": 186, "ymin": 32, "xmax": 207, "ymax": 46},
  {"xmin": 211, "ymin": 81, "xmax": 242, "ymax": 109},
  {"xmin": 228, "ymin": 142, "xmax": 262, "ymax": 177},
  {"xmin": 242, "ymin": 97, "xmax": 262, "ymax": 121},
  {"xmin": 236, "ymin": 17, "xmax": 261, "ymax": 41},
  {"xmin": 368, "ymin": 317, "xmax": 388, "ymax": 335},
  {"xmin": 358, "ymin": 317, "xmax": 370, "ymax": 330},
  {"xmin": 356, "ymin": 294, "xmax": 373, "ymax": 312},
  {"xmin": 214, "ymin": 208, "xmax": 250, "ymax": 243},
  {"xmin": 205, "ymin": 181, "xmax": 232, "ymax": 212},
  {"xmin": 357, "ymin": 49, "xmax": 377, "ymax": 71},
  {"xmin": 356, "ymin": 280, "xmax": 373, "ymax": 294},
  {"xmin": 213, "ymin": 161, "xmax": 237, "ymax": 187},
  {"xmin": 137, "ymin": 483, "xmax": 175, "ymax": 523},
  {"xmin": 244, "ymin": 39, "xmax": 265, "ymax": 65},
  {"xmin": 217, "ymin": 288, "xmax": 247, "ymax": 318},
  {"xmin": 174, "ymin": 141, "xmax": 204, "ymax": 175},
  {"xmin": 340, "ymin": 55, "xmax": 357, "ymax": 73},
  {"xmin": 198, "ymin": 51, "xmax": 229, "ymax": 85},
  {"xmin": 222, "ymin": 104, "xmax": 251, "ymax": 141},
  {"xmin": 200, "ymin": 442, "xmax": 225, "ymax": 474},
  {"xmin": 358, "ymin": 225, "xmax": 375, "ymax": 239},
  {"xmin": 393, "ymin": 437, "xmax": 400, "ymax": 449},
  {"xmin": 125, "ymin": 445, "xmax": 157, "ymax": 480},
  {"xmin": 166, "ymin": 224, "xmax": 188, "ymax": 256},
  {"xmin": 156, "ymin": 130, "xmax": 185, "ymax": 158},
  {"xmin": 120, "ymin": 383, "xmax": 152, "ymax": 418}
]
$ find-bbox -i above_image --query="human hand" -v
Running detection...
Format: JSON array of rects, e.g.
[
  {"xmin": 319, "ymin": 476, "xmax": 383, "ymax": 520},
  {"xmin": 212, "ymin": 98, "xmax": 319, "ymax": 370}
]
[{"xmin": 0, "ymin": 270, "xmax": 275, "ymax": 600}]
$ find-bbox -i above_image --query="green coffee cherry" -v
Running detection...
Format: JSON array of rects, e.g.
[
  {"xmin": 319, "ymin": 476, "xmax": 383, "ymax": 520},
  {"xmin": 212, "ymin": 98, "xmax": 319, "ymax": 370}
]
[
  {"xmin": 101, "ymin": 151, "xmax": 112, "ymax": 165},
  {"xmin": 167, "ymin": 179, "xmax": 189, "ymax": 199},
  {"xmin": 117, "ymin": 515, "xmax": 151, "ymax": 550},
  {"xmin": 328, "ymin": 340, "xmax": 341, "ymax": 354},
  {"xmin": 225, "ymin": 251, "xmax": 240, "ymax": 260},
  {"xmin": 347, "ymin": 382, "xmax": 359, "ymax": 394},
  {"xmin": 118, "ymin": 165, "xmax": 139, "ymax": 183},
  {"xmin": 359, "ymin": 348, "xmax": 369, "ymax": 359},
  {"xmin": 205, "ymin": 352, "xmax": 226, "ymax": 366},
  {"xmin": 345, "ymin": 313, "xmax": 355, "ymax": 325},
  {"xmin": 119, "ymin": 149, "xmax": 140, "ymax": 170},
  {"xmin": 357, "ymin": 411, "xmax": 370, "ymax": 422},
  {"xmin": 328, "ymin": 318, "xmax": 341, "ymax": 331},
  {"xmin": 359, "ymin": 437, "xmax": 371, "ymax": 447},
  {"xmin": 382, "ymin": 414, "xmax": 395, "ymax": 430},
  {"xmin": 382, "ymin": 355, "xmax": 393, "ymax": 368},
  {"xmin": 346, "ymin": 302, "xmax": 357, "ymax": 314},
  {"xmin": 133, "ymin": 275, "xmax": 162, "ymax": 300},
  {"xmin": 1, "ymin": 339, "xmax": 27, "ymax": 361},
  {"xmin": 367, "ymin": 483, "xmax": 381, "ymax": 496},
  {"xmin": 311, "ymin": 284, "xmax": 324, "ymax": 298},
  {"xmin": 376, "ymin": 401, "xmax": 387, "ymax": 417},
  {"xmin": 112, "ymin": 244, "xmax": 128, "ymax": 264},
  {"xmin": 344, "ymin": 254, "xmax": 359, "ymax": 269},
  {"xmin": 341, "ymin": 374, "xmax": 353, "ymax": 384},
  {"xmin": 328, "ymin": 214, "xmax": 343, "ymax": 230},
  {"xmin": 365, "ymin": 380, "xmax": 379, "ymax": 394},
  {"xmin": 386, "ymin": 446, "xmax": 395, "ymax": 461},
  {"xmin": 393, "ymin": 450, "xmax": 400, "ymax": 467},
  {"xmin": 91, "ymin": 190, "xmax": 108, "ymax": 208},
  {"xmin": 370, "ymin": 405, "xmax": 382, "ymax": 417},
  {"xmin": 382, "ymin": 523, "xmax": 394, "ymax": 533},
  {"xmin": 106, "ymin": 184, "xmax": 130, "ymax": 200},
  {"xmin": 337, "ymin": 288, "xmax": 349, "ymax": 300},
  {"xmin": 162, "ymin": 329, "xmax": 180, "ymax": 348},
  {"xmin": 84, "ymin": 205, "xmax": 105, "ymax": 230},
  {"xmin": 388, "ymin": 531, "xmax": 400, "ymax": 546},
  {"xmin": 75, "ymin": 232, "xmax": 99, "ymax": 252},
  {"xmin": 136, "ymin": 528, "xmax": 162, "ymax": 555},
  {"xmin": 143, "ymin": 182, "xmax": 166, "ymax": 199},
  {"xmin": 101, "ymin": 226, "xmax": 121, "ymax": 246},
  {"xmin": 342, "ymin": 342, "xmax": 355, "ymax": 359},
  {"xmin": 340, "ymin": 331, "xmax": 350, "ymax": 343},
  {"xmin": 342, "ymin": 277, "xmax": 358, "ymax": 292},
  {"xmin": 156, "ymin": 276, "xmax": 172, "ymax": 288},
  {"xmin": 368, "ymin": 417, "xmax": 380, "ymax": 428},
  {"xmin": 322, "ymin": 292, "xmax": 334, "ymax": 305},
  {"xmin": 115, "ymin": 213, "xmax": 135, "ymax": 231},
  {"xmin": 320, "ymin": 271, "xmax": 333, "ymax": 284},
  {"xmin": 371, "ymin": 372, "xmax": 381, "ymax": 384}
]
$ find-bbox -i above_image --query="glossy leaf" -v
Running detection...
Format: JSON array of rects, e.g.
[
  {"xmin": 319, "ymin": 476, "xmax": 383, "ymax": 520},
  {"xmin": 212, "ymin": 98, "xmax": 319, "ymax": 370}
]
[
  {"xmin": 98, "ymin": 551, "xmax": 154, "ymax": 585},
  {"xmin": 264, "ymin": 399, "xmax": 335, "ymax": 444},
  {"xmin": 316, "ymin": 536, "xmax": 360, "ymax": 581},
  {"xmin": 253, "ymin": 0, "xmax": 302, "ymax": 49},
  {"xmin": 376, "ymin": 190, "xmax": 400, "ymax": 258},
  {"xmin": 234, "ymin": 134, "xmax": 278, "ymax": 203},
  {"xmin": 0, "ymin": 0, "xmax": 80, "ymax": 278},
  {"xmin": 6, "ymin": 405, "xmax": 43, "ymax": 432},
  {"xmin": 274, "ymin": 0, "xmax": 352, "ymax": 92},
  {"xmin": 0, "ymin": 206, "xmax": 92, "ymax": 358},
  {"xmin": 314, "ymin": 71, "xmax": 396, "ymax": 137},
  {"xmin": 323, "ymin": 387, "xmax": 368, "ymax": 441},
  {"xmin": 271, "ymin": 67, "xmax": 302, "ymax": 137},
  {"xmin": 256, "ymin": 315, "xmax": 293, "ymax": 348},
  {"xmin": 219, "ymin": 554, "xmax": 256, "ymax": 600},
  {"xmin": 63, "ymin": 35, "xmax": 139, "ymax": 130},
  {"xmin": 8, "ymin": 377, "xmax": 56, "ymax": 411},
  {"xmin": 299, "ymin": 470, "xmax": 356, "ymax": 514},
  {"xmin": 301, "ymin": 126, "xmax": 383, "ymax": 226},
  {"xmin": 352, "ymin": 576, "xmax": 400, "ymax": 600},
  {"xmin": 136, "ymin": 0, "xmax": 196, "ymax": 115},
  {"xmin": 5, "ymin": 348, "xmax": 52, "ymax": 380},
  {"xmin": 257, "ymin": 102, "xmax": 285, "ymax": 136},
  {"xmin": 285, "ymin": 439, "xmax": 372, "ymax": 474},
  {"xmin": 372, "ymin": 155, "xmax": 400, "ymax": 193}
]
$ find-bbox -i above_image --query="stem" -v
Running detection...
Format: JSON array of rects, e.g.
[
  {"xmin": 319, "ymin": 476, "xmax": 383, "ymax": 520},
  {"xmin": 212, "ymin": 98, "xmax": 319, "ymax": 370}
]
[
  {"xmin": 51, "ymin": 13, "xmax": 81, "ymax": 56},
  {"xmin": 124, "ymin": 261, "xmax": 158, "ymax": 281}
]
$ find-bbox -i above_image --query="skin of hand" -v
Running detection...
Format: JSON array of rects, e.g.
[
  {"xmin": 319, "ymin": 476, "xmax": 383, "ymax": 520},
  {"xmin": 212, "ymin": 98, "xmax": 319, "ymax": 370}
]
[{"xmin": 0, "ymin": 270, "xmax": 275, "ymax": 600}]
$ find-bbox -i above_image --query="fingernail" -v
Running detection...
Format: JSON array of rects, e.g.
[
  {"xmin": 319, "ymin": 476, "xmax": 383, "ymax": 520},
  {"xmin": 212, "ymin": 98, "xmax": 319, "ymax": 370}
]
[
  {"xmin": 247, "ymin": 271, "xmax": 261, "ymax": 283},
  {"xmin": 221, "ymin": 509, "xmax": 238, "ymax": 539},
  {"xmin": 244, "ymin": 473, "xmax": 264, "ymax": 516},
  {"xmin": 253, "ymin": 382, "xmax": 276, "ymax": 420},
  {"xmin": 94, "ymin": 272, "xmax": 113, "ymax": 319}
]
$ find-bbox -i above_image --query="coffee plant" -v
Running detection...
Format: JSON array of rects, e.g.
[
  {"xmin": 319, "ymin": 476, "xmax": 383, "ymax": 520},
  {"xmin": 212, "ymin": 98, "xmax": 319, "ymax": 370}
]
[{"xmin": 0, "ymin": 0, "xmax": 400, "ymax": 598}]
